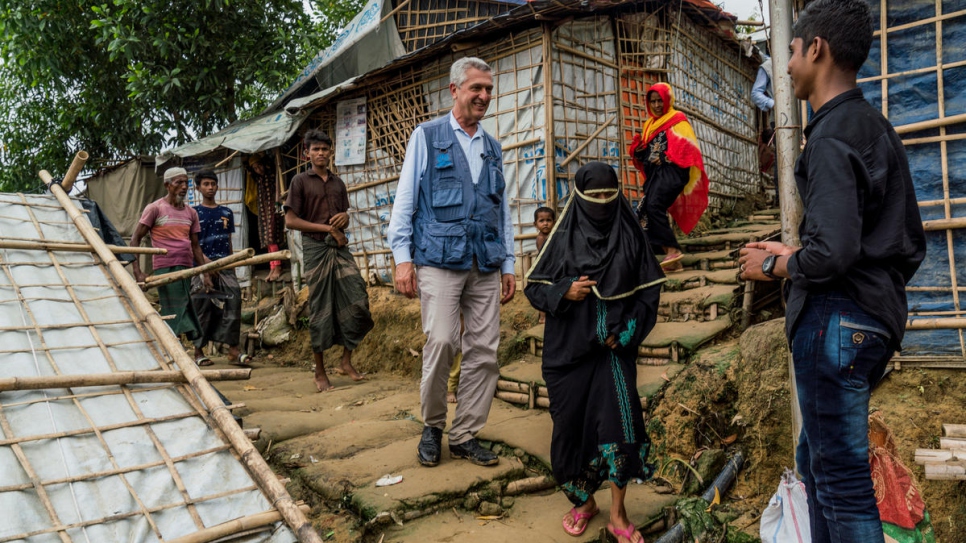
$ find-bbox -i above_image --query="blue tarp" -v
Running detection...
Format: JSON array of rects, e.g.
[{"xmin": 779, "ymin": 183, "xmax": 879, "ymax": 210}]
[{"xmin": 858, "ymin": 1, "xmax": 966, "ymax": 356}]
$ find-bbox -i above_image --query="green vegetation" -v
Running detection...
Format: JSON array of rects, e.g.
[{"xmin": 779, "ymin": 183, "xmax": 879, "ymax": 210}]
[{"xmin": 0, "ymin": 0, "xmax": 364, "ymax": 192}]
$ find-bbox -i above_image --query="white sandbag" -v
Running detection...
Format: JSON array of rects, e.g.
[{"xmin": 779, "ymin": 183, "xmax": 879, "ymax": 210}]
[
  {"xmin": 256, "ymin": 305, "xmax": 292, "ymax": 346},
  {"xmin": 760, "ymin": 468, "xmax": 812, "ymax": 543}
]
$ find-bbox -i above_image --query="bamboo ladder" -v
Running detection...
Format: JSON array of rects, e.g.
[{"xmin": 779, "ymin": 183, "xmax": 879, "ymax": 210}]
[{"xmin": 39, "ymin": 153, "xmax": 323, "ymax": 543}]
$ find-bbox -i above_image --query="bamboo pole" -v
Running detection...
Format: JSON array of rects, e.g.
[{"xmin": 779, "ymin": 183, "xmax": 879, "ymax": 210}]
[
  {"xmin": 166, "ymin": 504, "xmax": 311, "ymax": 543},
  {"xmin": 543, "ymin": 23, "xmax": 558, "ymax": 210},
  {"xmin": 0, "ymin": 369, "xmax": 251, "ymax": 392},
  {"xmin": 769, "ymin": 0, "xmax": 804, "ymax": 471},
  {"xmin": 59, "ymin": 151, "xmax": 89, "ymax": 193},
  {"xmin": 941, "ymin": 437, "xmax": 966, "ymax": 450},
  {"xmin": 38, "ymin": 167, "xmax": 322, "ymax": 542},
  {"xmin": 214, "ymin": 150, "xmax": 240, "ymax": 168},
  {"xmin": 0, "ymin": 239, "xmax": 166, "ymax": 255},
  {"xmin": 923, "ymin": 462, "xmax": 966, "ymax": 480},
  {"xmin": 944, "ymin": 424, "xmax": 966, "ymax": 438},
  {"xmin": 558, "ymin": 115, "xmax": 618, "ymax": 169},
  {"xmin": 922, "ymin": 217, "xmax": 966, "ymax": 232},
  {"xmin": 894, "ymin": 112, "xmax": 966, "ymax": 135},
  {"xmin": 144, "ymin": 249, "xmax": 255, "ymax": 289},
  {"xmin": 915, "ymin": 448, "xmax": 966, "ymax": 463},
  {"xmin": 495, "ymin": 391, "xmax": 529, "ymax": 405},
  {"xmin": 496, "ymin": 380, "xmax": 530, "ymax": 394},
  {"xmin": 504, "ymin": 475, "xmax": 556, "ymax": 496},
  {"xmin": 905, "ymin": 317, "xmax": 966, "ymax": 330},
  {"xmin": 224, "ymin": 250, "xmax": 292, "ymax": 270}
]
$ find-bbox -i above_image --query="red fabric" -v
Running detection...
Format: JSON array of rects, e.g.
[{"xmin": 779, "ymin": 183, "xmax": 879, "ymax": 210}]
[
  {"xmin": 870, "ymin": 447, "xmax": 927, "ymax": 530},
  {"xmin": 628, "ymin": 83, "xmax": 710, "ymax": 234}
]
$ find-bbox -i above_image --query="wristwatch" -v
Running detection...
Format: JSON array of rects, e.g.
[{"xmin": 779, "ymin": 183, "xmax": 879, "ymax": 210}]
[{"xmin": 761, "ymin": 255, "xmax": 779, "ymax": 280}]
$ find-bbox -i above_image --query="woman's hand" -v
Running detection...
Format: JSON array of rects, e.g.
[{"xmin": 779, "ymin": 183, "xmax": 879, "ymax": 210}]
[
  {"xmin": 564, "ymin": 276, "xmax": 597, "ymax": 301},
  {"xmin": 604, "ymin": 335, "xmax": 617, "ymax": 349}
]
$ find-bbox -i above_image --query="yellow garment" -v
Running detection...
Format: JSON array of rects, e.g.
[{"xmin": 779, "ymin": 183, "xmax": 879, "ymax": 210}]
[
  {"xmin": 244, "ymin": 171, "xmax": 259, "ymax": 215},
  {"xmin": 448, "ymin": 351, "xmax": 462, "ymax": 393}
]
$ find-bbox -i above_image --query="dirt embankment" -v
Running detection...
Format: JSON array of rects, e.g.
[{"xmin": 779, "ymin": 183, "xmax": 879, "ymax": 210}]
[{"xmin": 649, "ymin": 318, "xmax": 966, "ymax": 542}]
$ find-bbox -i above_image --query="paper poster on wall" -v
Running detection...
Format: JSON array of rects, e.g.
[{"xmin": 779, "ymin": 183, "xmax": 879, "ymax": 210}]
[{"xmin": 335, "ymin": 97, "xmax": 367, "ymax": 166}]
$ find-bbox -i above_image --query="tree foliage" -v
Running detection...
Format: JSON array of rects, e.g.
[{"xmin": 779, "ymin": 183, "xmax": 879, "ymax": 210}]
[{"xmin": 0, "ymin": 0, "xmax": 363, "ymax": 192}]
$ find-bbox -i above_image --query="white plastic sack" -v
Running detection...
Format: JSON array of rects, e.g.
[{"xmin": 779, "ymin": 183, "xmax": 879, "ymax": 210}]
[
  {"xmin": 256, "ymin": 305, "xmax": 292, "ymax": 346},
  {"xmin": 760, "ymin": 469, "xmax": 812, "ymax": 543}
]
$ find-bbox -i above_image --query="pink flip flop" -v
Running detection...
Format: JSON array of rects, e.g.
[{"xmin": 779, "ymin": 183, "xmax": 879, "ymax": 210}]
[
  {"xmin": 607, "ymin": 522, "xmax": 643, "ymax": 543},
  {"xmin": 562, "ymin": 506, "xmax": 599, "ymax": 536}
]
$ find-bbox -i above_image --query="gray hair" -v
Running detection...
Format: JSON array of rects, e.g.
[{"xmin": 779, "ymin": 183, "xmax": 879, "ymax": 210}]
[{"xmin": 450, "ymin": 57, "xmax": 492, "ymax": 88}]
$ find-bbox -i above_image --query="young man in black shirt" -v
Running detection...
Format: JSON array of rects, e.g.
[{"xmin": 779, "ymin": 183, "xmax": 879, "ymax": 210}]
[{"xmin": 739, "ymin": 1, "xmax": 926, "ymax": 541}]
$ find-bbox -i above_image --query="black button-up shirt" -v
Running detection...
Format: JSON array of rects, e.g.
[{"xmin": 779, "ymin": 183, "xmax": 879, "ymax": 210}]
[{"xmin": 785, "ymin": 88, "xmax": 926, "ymax": 348}]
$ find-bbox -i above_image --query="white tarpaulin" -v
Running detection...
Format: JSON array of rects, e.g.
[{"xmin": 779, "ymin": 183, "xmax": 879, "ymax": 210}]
[
  {"xmin": 0, "ymin": 193, "xmax": 297, "ymax": 543},
  {"xmin": 267, "ymin": 0, "xmax": 406, "ymax": 112}
]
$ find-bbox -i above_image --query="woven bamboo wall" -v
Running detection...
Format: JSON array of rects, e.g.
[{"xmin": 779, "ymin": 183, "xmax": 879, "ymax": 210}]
[
  {"xmin": 280, "ymin": 8, "xmax": 761, "ymax": 283},
  {"xmin": 666, "ymin": 11, "xmax": 759, "ymax": 210},
  {"xmin": 394, "ymin": 0, "xmax": 521, "ymax": 52}
]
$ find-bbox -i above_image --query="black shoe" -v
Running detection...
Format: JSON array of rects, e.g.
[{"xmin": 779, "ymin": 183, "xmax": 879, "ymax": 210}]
[
  {"xmin": 449, "ymin": 438, "xmax": 499, "ymax": 466},
  {"xmin": 417, "ymin": 426, "xmax": 443, "ymax": 467}
]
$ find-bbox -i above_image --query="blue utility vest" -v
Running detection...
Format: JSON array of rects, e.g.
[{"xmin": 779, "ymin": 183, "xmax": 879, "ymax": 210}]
[{"xmin": 411, "ymin": 116, "xmax": 507, "ymax": 273}]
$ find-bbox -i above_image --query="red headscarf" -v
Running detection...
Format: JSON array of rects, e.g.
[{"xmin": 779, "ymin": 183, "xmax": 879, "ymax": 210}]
[{"xmin": 628, "ymin": 83, "xmax": 710, "ymax": 234}]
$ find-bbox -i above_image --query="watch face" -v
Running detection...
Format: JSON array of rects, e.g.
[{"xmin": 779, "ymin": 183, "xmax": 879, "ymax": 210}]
[{"xmin": 763, "ymin": 255, "xmax": 776, "ymax": 276}]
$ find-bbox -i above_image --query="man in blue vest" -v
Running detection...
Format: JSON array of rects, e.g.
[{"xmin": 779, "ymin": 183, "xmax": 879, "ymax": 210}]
[{"xmin": 388, "ymin": 57, "xmax": 515, "ymax": 468}]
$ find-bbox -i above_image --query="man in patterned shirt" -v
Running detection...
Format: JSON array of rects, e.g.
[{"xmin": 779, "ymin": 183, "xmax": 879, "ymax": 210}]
[{"xmin": 131, "ymin": 167, "xmax": 212, "ymax": 361}]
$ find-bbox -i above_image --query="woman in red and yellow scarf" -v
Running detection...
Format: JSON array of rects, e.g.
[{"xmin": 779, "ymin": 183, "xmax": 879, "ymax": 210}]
[{"xmin": 629, "ymin": 83, "xmax": 710, "ymax": 271}]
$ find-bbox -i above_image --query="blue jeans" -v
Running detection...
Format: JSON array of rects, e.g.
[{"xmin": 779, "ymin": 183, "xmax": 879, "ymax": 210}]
[{"xmin": 791, "ymin": 292, "xmax": 890, "ymax": 543}]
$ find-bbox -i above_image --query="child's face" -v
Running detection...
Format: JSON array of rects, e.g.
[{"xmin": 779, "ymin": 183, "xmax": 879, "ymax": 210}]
[
  {"xmin": 198, "ymin": 178, "xmax": 218, "ymax": 199},
  {"xmin": 535, "ymin": 212, "xmax": 554, "ymax": 235}
]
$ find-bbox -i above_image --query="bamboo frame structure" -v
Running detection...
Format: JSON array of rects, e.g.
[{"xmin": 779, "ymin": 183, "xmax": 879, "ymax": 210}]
[
  {"xmin": 861, "ymin": 0, "xmax": 966, "ymax": 360},
  {"xmin": 0, "ymin": 239, "xmax": 166, "ymax": 255},
  {"xmin": 23, "ymin": 167, "xmax": 319, "ymax": 541},
  {"xmin": 0, "ymin": 369, "xmax": 251, "ymax": 392}
]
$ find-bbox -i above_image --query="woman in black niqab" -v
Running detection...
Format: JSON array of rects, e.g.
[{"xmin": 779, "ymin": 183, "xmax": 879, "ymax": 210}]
[{"xmin": 524, "ymin": 162, "xmax": 664, "ymax": 542}]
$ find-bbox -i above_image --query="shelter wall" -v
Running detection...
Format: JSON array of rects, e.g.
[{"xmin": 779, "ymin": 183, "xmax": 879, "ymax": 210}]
[
  {"xmin": 286, "ymin": 9, "xmax": 761, "ymax": 283},
  {"xmin": 861, "ymin": 0, "xmax": 966, "ymax": 359}
]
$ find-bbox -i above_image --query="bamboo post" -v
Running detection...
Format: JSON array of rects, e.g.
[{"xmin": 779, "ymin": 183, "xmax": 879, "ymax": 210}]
[
  {"xmin": 0, "ymin": 369, "xmax": 251, "ymax": 392},
  {"xmin": 923, "ymin": 462, "xmax": 966, "ymax": 480},
  {"xmin": 542, "ymin": 22, "xmax": 558, "ymax": 210},
  {"xmin": 769, "ymin": 0, "xmax": 804, "ymax": 472},
  {"xmin": 144, "ymin": 249, "xmax": 255, "ymax": 289},
  {"xmin": 940, "ymin": 437, "xmax": 966, "ymax": 450},
  {"xmin": 944, "ymin": 424, "xmax": 966, "ymax": 438},
  {"xmin": 38, "ymin": 167, "xmax": 322, "ymax": 542},
  {"xmin": 0, "ymin": 239, "xmax": 166, "ymax": 255},
  {"xmin": 60, "ymin": 151, "xmax": 89, "ymax": 193},
  {"xmin": 166, "ymin": 504, "xmax": 311, "ymax": 543},
  {"xmin": 915, "ymin": 448, "xmax": 966, "ymax": 463}
]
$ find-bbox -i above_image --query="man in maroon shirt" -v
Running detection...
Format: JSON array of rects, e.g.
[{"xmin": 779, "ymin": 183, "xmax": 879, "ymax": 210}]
[{"xmin": 284, "ymin": 129, "xmax": 374, "ymax": 392}]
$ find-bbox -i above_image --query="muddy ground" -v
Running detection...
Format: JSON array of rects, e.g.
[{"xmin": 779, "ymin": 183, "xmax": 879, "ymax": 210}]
[{"xmin": 235, "ymin": 285, "xmax": 966, "ymax": 542}]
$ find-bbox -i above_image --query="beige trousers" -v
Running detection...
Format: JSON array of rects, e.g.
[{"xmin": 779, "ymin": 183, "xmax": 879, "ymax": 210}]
[{"xmin": 417, "ymin": 264, "xmax": 501, "ymax": 445}]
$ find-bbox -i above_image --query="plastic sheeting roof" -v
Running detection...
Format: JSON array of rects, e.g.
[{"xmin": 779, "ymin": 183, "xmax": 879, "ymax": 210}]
[
  {"xmin": 158, "ymin": 110, "xmax": 307, "ymax": 165},
  {"xmin": 0, "ymin": 193, "xmax": 297, "ymax": 542}
]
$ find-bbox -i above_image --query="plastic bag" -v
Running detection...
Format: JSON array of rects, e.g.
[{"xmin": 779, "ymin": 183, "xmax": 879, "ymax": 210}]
[
  {"xmin": 760, "ymin": 468, "xmax": 812, "ymax": 543},
  {"xmin": 869, "ymin": 412, "xmax": 936, "ymax": 543}
]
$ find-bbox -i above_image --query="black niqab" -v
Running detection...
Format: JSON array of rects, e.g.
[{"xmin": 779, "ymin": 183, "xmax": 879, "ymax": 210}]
[{"xmin": 527, "ymin": 162, "xmax": 664, "ymax": 299}]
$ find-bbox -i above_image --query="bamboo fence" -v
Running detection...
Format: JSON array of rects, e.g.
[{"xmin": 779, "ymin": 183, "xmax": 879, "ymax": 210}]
[
  {"xmin": 864, "ymin": 1, "xmax": 966, "ymax": 361},
  {"xmin": 0, "ymin": 163, "xmax": 312, "ymax": 540}
]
